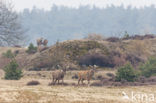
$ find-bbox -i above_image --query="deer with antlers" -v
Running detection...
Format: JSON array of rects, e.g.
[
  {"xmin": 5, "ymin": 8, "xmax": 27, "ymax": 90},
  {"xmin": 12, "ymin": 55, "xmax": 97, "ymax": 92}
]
[{"xmin": 78, "ymin": 65, "xmax": 97, "ymax": 86}]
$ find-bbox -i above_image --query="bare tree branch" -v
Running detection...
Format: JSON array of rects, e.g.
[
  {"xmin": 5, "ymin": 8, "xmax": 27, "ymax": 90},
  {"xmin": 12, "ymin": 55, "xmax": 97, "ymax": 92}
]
[{"xmin": 0, "ymin": 1, "xmax": 26, "ymax": 46}]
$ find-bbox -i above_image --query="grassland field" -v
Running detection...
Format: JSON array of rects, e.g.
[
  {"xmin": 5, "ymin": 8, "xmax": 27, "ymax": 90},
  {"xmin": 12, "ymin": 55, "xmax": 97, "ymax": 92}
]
[{"xmin": 0, "ymin": 70, "xmax": 155, "ymax": 103}]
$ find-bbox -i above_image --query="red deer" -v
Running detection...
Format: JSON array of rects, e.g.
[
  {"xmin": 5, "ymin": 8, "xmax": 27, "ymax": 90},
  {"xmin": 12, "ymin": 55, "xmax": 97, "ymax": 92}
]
[
  {"xmin": 52, "ymin": 68, "xmax": 66, "ymax": 85},
  {"xmin": 36, "ymin": 37, "xmax": 43, "ymax": 46},
  {"xmin": 43, "ymin": 39, "xmax": 48, "ymax": 46},
  {"xmin": 78, "ymin": 65, "xmax": 97, "ymax": 86},
  {"xmin": 36, "ymin": 38, "xmax": 48, "ymax": 52}
]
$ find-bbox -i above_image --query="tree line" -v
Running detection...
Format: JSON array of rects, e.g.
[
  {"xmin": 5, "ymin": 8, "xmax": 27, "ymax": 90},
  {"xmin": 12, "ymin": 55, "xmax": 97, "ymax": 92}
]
[
  {"xmin": 1, "ymin": 1, "xmax": 156, "ymax": 46},
  {"xmin": 20, "ymin": 5, "xmax": 156, "ymax": 45}
]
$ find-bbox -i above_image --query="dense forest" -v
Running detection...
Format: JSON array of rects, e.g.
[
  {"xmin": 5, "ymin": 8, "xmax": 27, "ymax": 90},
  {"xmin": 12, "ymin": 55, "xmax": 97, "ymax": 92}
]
[{"xmin": 20, "ymin": 5, "xmax": 156, "ymax": 45}]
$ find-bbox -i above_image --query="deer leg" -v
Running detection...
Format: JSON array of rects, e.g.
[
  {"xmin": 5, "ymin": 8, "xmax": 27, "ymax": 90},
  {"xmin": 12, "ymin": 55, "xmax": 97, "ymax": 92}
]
[
  {"xmin": 54, "ymin": 79, "xmax": 57, "ymax": 85},
  {"xmin": 52, "ymin": 78, "xmax": 55, "ymax": 83},
  {"xmin": 62, "ymin": 78, "xmax": 64, "ymax": 84},
  {"xmin": 58, "ymin": 80, "xmax": 60, "ymax": 84},
  {"xmin": 78, "ymin": 78, "xmax": 81, "ymax": 85},
  {"xmin": 88, "ymin": 80, "xmax": 90, "ymax": 86},
  {"xmin": 81, "ymin": 80, "xmax": 84, "ymax": 84}
]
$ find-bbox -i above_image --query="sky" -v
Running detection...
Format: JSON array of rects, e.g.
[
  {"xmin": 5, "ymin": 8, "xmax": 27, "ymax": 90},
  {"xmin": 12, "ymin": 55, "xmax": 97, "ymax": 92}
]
[{"xmin": 11, "ymin": 0, "xmax": 156, "ymax": 12}]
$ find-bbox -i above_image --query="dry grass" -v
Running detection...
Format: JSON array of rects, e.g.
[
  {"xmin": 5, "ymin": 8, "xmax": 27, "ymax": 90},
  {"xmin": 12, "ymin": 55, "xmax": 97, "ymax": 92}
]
[
  {"xmin": 0, "ymin": 47, "xmax": 25, "ymax": 55},
  {"xmin": 0, "ymin": 79, "xmax": 155, "ymax": 103},
  {"xmin": 21, "ymin": 70, "xmax": 115, "ymax": 80},
  {"xmin": 2, "ymin": 40, "xmax": 156, "ymax": 103},
  {"xmin": 0, "ymin": 69, "xmax": 155, "ymax": 103},
  {"xmin": 125, "ymin": 40, "xmax": 150, "ymax": 57}
]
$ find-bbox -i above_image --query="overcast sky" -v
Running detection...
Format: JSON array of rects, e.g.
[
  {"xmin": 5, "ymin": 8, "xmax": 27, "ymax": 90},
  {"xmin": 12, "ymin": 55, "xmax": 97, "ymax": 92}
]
[{"xmin": 11, "ymin": 0, "xmax": 156, "ymax": 12}]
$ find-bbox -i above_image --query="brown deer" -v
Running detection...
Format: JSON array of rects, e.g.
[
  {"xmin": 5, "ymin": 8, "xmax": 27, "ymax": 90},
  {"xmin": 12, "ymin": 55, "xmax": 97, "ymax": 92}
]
[
  {"xmin": 52, "ymin": 66, "xmax": 67, "ymax": 85},
  {"xmin": 43, "ymin": 39, "xmax": 48, "ymax": 46},
  {"xmin": 78, "ymin": 65, "xmax": 97, "ymax": 86},
  {"xmin": 36, "ymin": 37, "xmax": 43, "ymax": 46},
  {"xmin": 36, "ymin": 38, "xmax": 48, "ymax": 52}
]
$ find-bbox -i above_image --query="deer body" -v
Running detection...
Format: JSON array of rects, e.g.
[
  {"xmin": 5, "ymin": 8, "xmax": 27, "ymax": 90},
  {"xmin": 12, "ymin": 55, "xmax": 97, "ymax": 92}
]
[
  {"xmin": 78, "ymin": 69, "xmax": 95, "ymax": 85},
  {"xmin": 36, "ymin": 38, "xmax": 43, "ymax": 46},
  {"xmin": 52, "ymin": 69, "xmax": 66, "ymax": 84},
  {"xmin": 36, "ymin": 38, "xmax": 48, "ymax": 52},
  {"xmin": 43, "ymin": 39, "xmax": 48, "ymax": 46}
]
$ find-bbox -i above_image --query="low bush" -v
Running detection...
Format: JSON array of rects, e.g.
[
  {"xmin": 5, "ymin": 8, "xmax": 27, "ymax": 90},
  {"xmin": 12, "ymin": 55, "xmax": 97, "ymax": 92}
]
[
  {"xmin": 90, "ymin": 82, "xmax": 103, "ymax": 87},
  {"xmin": 14, "ymin": 50, "xmax": 19, "ymax": 55},
  {"xmin": 27, "ymin": 80, "xmax": 40, "ymax": 86},
  {"xmin": 115, "ymin": 63, "xmax": 138, "ymax": 82},
  {"xmin": 147, "ymin": 76, "xmax": 156, "ymax": 82},
  {"xmin": 122, "ymin": 34, "xmax": 155, "ymax": 40},
  {"xmin": 124, "ymin": 31, "xmax": 129, "ymax": 38},
  {"xmin": 139, "ymin": 57, "xmax": 156, "ymax": 78},
  {"xmin": 4, "ymin": 60, "xmax": 22, "ymax": 80},
  {"xmin": 113, "ymin": 55, "xmax": 126, "ymax": 67},
  {"xmin": 2, "ymin": 50, "xmax": 15, "ymax": 58},
  {"xmin": 106, "ymin": 37, "xmax": 120, "ymax": 42},
  {"xmin": 78, "ymin": 53, "xmax": 115, "ymax": 67},
  {"xmin": 109, "ymin": 50, "xmax": 127, "ymax": 67},
  {"xmin": 85, "ymin": 34, "xmax": 104, "ymax": 41},
  {"xmin": 136, "ymin": 76, "xmax": 147, "ymax": 83},
  {"xmin": 125, "ymin": 53, "xmax": 144, "ymax": 67},
  {"xmin": 96, "ymin": 75, "xmax": 103, "ymax": 80},
  {"xmin": 131, "ymin": 34, "xmax": 155, "ymax": 40},
  {"xmin": 106, "ymin": 73, "xmax": 115, "ymax": 78},
  {"xmin": 144, "ymin": 34, "xmax": 155, "ymax": 39},
  {"xmin": 26, "ymin": 43, "xmax": 37, "ymax": 54}
]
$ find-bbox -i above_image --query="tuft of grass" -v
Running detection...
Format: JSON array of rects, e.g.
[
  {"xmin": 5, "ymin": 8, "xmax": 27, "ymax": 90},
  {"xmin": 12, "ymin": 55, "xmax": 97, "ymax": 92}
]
[{"xmin": 14, "ymin": 90, "xmax": 41, "ymax": 103}]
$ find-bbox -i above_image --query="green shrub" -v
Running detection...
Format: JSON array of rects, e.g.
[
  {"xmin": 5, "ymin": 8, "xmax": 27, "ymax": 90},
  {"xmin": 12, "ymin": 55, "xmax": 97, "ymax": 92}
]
[
  {"xmin": 2, "ymin": 50, "xmax": 15, "ymax": 58},
  {"xmin": 26, "ymin": 43, "xmax": 37, "ymax": 54},
  {"xmin": 140, "ymin": 57, "xmax": 156, "ymax": 78},
  {"xmin": 4, "ymin": 60, "xmax": 22, "ymax": 80},
  {"xmin": 115, "ymin": 63, "xmax": 138, "ymax": 82},
  {"xmin": 123, "ymin": 31, "xmax": 129, "ymax": 39}
]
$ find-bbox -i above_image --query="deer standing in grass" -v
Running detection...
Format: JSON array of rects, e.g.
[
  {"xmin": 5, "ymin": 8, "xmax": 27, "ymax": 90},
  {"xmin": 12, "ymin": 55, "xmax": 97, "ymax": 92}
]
[
  {"xmin": 52, "ymin": 65, "xmax": 67, "ymax": 85},
  {"xmin": 78, "ymin": 65, "xmax": 97, "ymax": 86}
]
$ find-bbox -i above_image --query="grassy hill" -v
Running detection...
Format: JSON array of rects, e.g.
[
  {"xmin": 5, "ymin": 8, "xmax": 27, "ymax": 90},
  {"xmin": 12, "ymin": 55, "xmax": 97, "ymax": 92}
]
[{"xmin": 1, "ymin": 35, "xmax": 156, "ymax": 70}]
